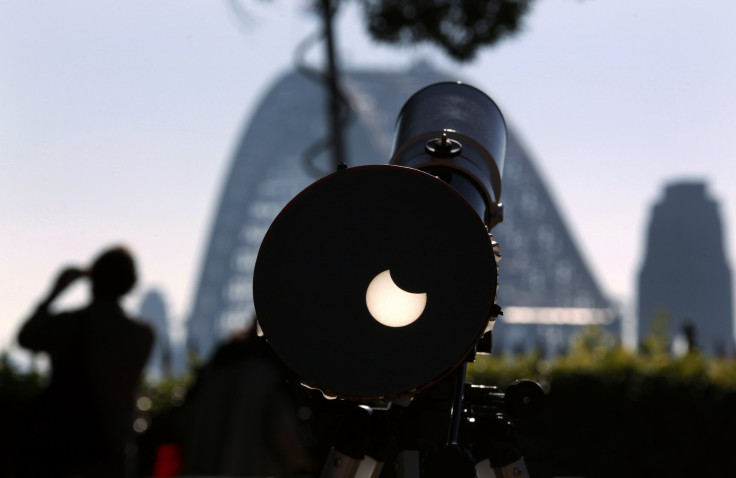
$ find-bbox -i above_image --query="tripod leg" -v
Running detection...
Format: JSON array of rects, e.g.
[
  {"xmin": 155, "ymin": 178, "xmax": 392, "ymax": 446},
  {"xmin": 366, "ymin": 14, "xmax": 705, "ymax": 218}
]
[
  {"xmin": 475, "ymin": 458, "xmax": 495, "ymax": 478},
  {"xmin": 320, "ymin": 447, "xmax": 361, "ymax": 478},
  {"xmin": 475, "ymin": 456, "xmax": 530, "ymax": 478},
  {"xmin": 320, "ymin": 446, "xmax": 387, "ymax": 478},
  {"xmin": 491, "ymin": 457, "xmax": 529, "ymax": 478},
  {"xmin": 356, "ymin": 455, "xmax": 383, "ymax": 478},
  {"xmin": 396, "ymin": 450, "xmax": 420, "ymax": 478}
]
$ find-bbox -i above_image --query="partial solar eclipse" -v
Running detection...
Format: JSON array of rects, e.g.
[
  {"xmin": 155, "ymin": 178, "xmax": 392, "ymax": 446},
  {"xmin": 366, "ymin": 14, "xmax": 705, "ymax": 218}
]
[{"xmin": 365, "ymin": 270, "xmax": 427, "ymax": 327}]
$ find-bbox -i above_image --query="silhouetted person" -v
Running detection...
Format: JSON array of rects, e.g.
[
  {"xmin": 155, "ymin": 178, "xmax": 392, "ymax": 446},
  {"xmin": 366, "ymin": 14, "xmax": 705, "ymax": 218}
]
[
  {"xmin": 176, "ymin": 321, "xmax": 316, "ymax": 477},
  {"xmin": 17, "ymin": 246, "xmax": 154, "ymax": 477}
]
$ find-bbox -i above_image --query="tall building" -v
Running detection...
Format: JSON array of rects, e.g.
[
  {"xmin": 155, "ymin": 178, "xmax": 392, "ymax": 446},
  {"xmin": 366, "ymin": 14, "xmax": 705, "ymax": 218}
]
[
  {"xmin": 186, "ymin": 64, "xmax": 615, "ymax": 358},
  {"xmin": 138, "ymin": 289, "xmax": 172, "ymax": 378},
  {"xmin": 638, "ymin": 181, "xmax": 733, "ymax": 354}
]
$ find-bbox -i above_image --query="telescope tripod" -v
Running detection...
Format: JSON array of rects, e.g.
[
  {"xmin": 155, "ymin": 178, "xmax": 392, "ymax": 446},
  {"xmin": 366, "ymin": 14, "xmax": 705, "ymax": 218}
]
[{"xmin": 319, "ymin": 364, "xmax": 544, "ymax": 478}]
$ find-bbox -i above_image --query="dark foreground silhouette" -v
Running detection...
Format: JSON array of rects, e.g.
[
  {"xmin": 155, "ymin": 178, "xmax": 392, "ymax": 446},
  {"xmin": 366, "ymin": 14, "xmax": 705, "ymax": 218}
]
[
  {"xmin": 173, "ymin": 323, "xmax": 318, "ymax": 477},
  {"xmin": 17, "ymin": 246, "xmax": 154, "ymax": 477}
]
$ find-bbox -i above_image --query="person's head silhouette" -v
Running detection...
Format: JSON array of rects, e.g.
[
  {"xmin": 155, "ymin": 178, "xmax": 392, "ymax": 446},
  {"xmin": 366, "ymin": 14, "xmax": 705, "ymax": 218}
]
[{"xmin": 89, "ymin": 246, "xmax": 137, "ymax": 300}]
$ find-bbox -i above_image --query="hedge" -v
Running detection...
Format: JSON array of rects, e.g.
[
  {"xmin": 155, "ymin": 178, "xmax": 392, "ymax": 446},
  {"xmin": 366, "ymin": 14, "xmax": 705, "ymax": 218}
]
[{"xmin": 3, "ymin": 327, "xmax": 736, "ymax": 477}]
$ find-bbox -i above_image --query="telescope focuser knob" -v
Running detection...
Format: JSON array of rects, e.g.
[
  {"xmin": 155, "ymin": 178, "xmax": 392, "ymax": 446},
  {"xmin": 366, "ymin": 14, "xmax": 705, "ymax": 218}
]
[
  {"xmin": 504, "ymin": 380, "xmax": 545, "ymax": 419},
  {"xmin": 425, "ymin": 131, "xmax": 462, "ymax": 158}
]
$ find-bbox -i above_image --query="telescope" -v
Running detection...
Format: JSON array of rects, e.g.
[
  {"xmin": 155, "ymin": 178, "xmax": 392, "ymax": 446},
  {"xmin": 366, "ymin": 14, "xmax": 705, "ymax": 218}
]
[{"xmin": 253, "ymin": 82, "xmax": 542, "ymax": 477}]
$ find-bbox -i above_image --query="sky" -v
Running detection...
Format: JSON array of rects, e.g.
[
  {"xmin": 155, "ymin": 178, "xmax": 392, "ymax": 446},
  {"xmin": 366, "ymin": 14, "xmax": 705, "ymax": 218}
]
[{"xmin": 2, "ymin": 0, "xmax": 736, "ymax": 355}]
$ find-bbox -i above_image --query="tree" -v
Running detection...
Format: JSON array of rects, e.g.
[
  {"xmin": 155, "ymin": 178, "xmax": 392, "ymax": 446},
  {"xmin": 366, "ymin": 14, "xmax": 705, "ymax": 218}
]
[
  {"xmin": 241, "ymin": 0, "xmax": 538, "ymax": 62},
  {"xmin": 359, "ymin": 0, "xmax": 537, "ymax": 61}
]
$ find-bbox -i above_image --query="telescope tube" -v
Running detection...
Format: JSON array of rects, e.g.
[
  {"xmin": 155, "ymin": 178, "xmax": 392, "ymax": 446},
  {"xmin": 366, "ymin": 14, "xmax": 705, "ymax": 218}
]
[{"xmin": 390, "ymin": 82, "xmax": 507, "ymax": 228}]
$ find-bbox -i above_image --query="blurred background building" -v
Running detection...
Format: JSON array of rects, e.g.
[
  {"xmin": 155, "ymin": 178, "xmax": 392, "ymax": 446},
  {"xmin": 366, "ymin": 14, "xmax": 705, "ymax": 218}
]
[
  {"xmin": 185, "ymin": 63, "xmax": 617, "ymax": 359},
  {"xmin": 638, "ymin": 181, "xmax": 734, "ymax": 355},
  {"xmin": 138, "ymin": 289, "xmax": 173, "ymax": 379}
]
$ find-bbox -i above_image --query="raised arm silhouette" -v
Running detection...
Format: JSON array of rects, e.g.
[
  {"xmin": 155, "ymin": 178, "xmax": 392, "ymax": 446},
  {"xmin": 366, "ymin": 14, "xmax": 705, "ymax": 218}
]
[{"xmin": 17, "ymin": 245, "xmax": 154, "ymax": 478}]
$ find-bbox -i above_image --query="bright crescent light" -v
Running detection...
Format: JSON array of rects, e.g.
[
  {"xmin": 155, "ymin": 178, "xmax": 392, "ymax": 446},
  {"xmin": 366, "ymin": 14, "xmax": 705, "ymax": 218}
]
[{"xmin": 366, "ymin": 270, "xmax": 427, "ymax": 327}]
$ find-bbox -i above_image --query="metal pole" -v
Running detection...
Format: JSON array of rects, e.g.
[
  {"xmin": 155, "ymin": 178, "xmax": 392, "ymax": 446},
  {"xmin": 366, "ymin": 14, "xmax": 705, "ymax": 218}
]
[
  {"xmin": 321, "ymin": 0, "xmax": 347, "ymax": 169},
  {"xmin": 447, "ymin": 362, "xmax": 467, "ymax": 445}
]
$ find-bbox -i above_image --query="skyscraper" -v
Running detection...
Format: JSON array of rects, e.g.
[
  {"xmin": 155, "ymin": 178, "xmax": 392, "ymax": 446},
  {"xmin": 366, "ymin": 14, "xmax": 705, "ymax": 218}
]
[
  {"xmin": 638, "ymin": 181, "xmax": 733, "ymax": 354},
  {"xmin": 186, "ymin": 64, "xmax": 615, "ymax": 357},
  {"xmin": 138, "ymin": 289, "xmax": 172, "ymax": 378}
]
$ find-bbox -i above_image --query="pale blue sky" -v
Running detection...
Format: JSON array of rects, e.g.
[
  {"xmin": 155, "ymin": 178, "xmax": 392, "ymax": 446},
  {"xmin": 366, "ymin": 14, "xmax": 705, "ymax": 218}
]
[{"xmin": 3, "ymin": 0, "xmax": 736, "ymax": 351}]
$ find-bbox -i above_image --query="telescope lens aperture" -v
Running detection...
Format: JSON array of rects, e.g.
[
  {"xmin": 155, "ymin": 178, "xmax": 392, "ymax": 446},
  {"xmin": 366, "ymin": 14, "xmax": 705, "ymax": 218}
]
[{"xmin": 253, "ymin": 165, "xmax": 497, "ymax": 400}]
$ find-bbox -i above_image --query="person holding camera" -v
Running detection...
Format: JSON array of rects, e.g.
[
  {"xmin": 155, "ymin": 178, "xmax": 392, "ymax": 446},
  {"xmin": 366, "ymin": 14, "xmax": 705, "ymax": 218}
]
[{"xmin": 17, "ymin": 246, "xmax": 154, "ymax": 478}]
